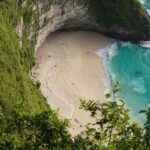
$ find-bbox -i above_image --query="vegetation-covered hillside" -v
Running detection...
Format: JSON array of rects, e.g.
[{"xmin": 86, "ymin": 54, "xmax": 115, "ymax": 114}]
[
  {"xmin": 80, "ymin": 0, "xmax": 146, "ymax": 29},
  {"xmin": 0, "ymin": 0, "xmax": 150, "ymax": 149},
  {"xmin": 0, "ymin": 0, "xmax": 49, "ymax": 115},
  {"xmin": 0, "ymin": 1, "xmax": 73, "ymax": 149}
]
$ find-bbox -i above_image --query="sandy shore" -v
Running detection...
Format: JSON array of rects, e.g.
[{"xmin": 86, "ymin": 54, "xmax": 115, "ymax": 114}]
[{"xmin": 31, "ymin": 31, "xmax": 111, "ymax": 135}]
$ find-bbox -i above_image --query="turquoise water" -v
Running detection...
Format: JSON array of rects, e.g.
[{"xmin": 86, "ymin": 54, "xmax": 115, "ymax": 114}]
[
  {"xmin": 108, "ymin": 42, "xmax": 150, "ymax": 123},
  {"xmin": 107, "ymin": 0, "xmax": 150, "ymax": 124},
  {"xmin": 140, "ymin": 0, "xmax": 150, "ymax": 10}
]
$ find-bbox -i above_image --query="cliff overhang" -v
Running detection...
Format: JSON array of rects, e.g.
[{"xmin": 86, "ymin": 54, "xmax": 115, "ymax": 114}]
[{"xmin": 21, "ymin": 0, "xmax": 150, "ymax": 50}]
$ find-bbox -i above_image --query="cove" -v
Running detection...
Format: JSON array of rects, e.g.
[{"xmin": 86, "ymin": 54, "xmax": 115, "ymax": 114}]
[{"xmin": 31, "ymin": 31, "xmax": 111, "ymax": 135}]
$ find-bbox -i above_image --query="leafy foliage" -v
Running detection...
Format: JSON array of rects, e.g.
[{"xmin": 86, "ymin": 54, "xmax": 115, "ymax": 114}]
[
  {"xmin": 75, "ymin": 100, "xmax": 143, "ymax": 149},
  {"xmin": 0, "ymin": 108, "xmax": 72, "ymax": 150},
  {"xmin": 140, "ymin": 107, "xmax": 150, "ymax": 147},
  {"xmin": 73, "ymin": 83, "xmax": 150, "ymax": 150}
]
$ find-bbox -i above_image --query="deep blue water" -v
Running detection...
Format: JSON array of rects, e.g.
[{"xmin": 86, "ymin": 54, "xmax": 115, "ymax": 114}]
[{"xmin": 108, "ymin": 1, "xmax": 150, "ymax": 124}]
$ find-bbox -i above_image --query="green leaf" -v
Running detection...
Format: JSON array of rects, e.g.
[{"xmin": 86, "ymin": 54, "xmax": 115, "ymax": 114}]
[
  {"xmin": 139, "ymin": 110, "xmax": 147, "ymax": 113},
  {"xmin": 105, "ymin": 93, "xmax": 111, "ymax": 99}
]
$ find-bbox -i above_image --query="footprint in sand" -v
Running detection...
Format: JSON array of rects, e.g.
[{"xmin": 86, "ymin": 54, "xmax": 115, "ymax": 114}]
[{"xmin": 72, "ymin": 82, "xmax": 76, "ymax": 86}]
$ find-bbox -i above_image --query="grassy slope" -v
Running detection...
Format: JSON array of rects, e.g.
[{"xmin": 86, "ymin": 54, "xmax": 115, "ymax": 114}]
[
  {"xmin": 0, "ymin": 12, "xmax": 48, "ymax": 116},
  {"xmin": 0, "ymin": 2, "xmax": 73, "ymax": 148}
]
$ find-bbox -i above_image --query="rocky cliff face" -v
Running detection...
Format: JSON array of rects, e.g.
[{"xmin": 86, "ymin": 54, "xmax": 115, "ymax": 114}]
[
  {"xmin": 35, "ymin": 0, "xmax": 91, "ymax": 50},
  {"xmin": 19, "ymin": 0, "xmax": 150, "ymax": 51}
]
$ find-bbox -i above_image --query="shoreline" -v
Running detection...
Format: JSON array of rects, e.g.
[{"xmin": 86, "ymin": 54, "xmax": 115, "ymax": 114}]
[
  {"xmin": 96, "ymin": 42, "xmax": 117, "ymax": 97},
  {"xmin": 96, "ymin": 46, "xmax": 112, "ymax": 94},
  {"xmin": 31, "ymin": 31, "xmax": 111, "ymax": 135}
]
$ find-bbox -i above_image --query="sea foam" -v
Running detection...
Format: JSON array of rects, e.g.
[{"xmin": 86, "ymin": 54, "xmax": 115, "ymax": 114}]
[
  {"xmin": 96, "ymin": 42, "xmax": 118, "ymax": 94},
  {"xmin": 139, "ymin": 0, "xmax": 146, "ymax": 4},
  {"xmin": 139, "ymin": 41, "xmax": 150, "ymax": 48}
]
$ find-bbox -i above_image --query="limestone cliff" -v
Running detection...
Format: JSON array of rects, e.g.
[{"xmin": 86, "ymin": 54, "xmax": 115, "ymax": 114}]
[
  {"xmin": 17, "ymin": 0, "xmax": 150, "ymax": 50},
  {"xmin": 32, "ymin": 0, "xmax": 150, "ymax": 49}
]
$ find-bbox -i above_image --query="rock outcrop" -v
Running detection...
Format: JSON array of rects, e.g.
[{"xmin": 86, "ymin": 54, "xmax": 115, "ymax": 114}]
[{"xmin": 34, "ymin": 0, "xmax": 150, "ymax": 50}]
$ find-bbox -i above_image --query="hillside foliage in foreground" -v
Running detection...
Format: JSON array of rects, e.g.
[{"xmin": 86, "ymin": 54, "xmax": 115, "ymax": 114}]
[
  {"xmin": 0, "ymin": 93, "xmax": 150, "ymax": 149},
  {"xmin": 75, "ymin": 99, "xmax": 150, "ymax": 149}
]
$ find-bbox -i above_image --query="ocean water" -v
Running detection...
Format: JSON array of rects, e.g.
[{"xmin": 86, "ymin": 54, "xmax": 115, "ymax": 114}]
[
  {"xmin": 140, "ymin": 0, "xmax": 150, "ymax": 13},
  {"xmin": 107, "ymin": 1, "xmax": 150, "ymax": 124},
  {"xmin": 107, "ymin": 42, "xmax": 150, "ymax": 123}
]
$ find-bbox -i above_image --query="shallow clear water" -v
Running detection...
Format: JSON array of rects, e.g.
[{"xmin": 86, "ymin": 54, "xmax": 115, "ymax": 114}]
[
  {"xmin": 108, "ymin": 42, "xmax": 150, "ymax": 123},
  {"xmin": 140, "ymin": 0, "xmax": 150, "ymax": 10},
  {"xmin": 107, "ymin": 1, "xmax": 150, "ymax": 124}
]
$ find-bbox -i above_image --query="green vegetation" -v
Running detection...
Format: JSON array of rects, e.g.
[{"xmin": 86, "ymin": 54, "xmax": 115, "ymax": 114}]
[
  {"xmin": 75, "ymin": 99, "xmax": 146, "ymax": 149},
  {"xmin": 80, "ymin": 0, "xmax": 146, "ymax": 30},
  {"xmin": 0, "ymin": 6, "xmax": 47, "ymax": 116},
  {"xmin": 0, "ymin": 0, "xmax": 150, "ymax": 149},
  {"xmin": 73, "ymin": 83, "xmax": 150, "ymax": 149},
  {"xmin": 0, "ymin": 109, "xmax": 72, "ymax": 149},
  {"xmin": 0, "ymin": 1, "xmax": 73, "ymax": 149}
]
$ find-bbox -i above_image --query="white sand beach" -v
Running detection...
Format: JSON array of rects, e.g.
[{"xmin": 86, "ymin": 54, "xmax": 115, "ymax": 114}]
[{"xmin": 31, "ymin": 31, "xmax": 111, "ymax": 135}]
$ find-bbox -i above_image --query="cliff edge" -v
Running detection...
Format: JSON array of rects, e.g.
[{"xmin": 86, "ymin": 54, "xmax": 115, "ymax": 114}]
[{"xmin": 33, "ymin": 0, "xmax": 150, "ymax": 50}]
